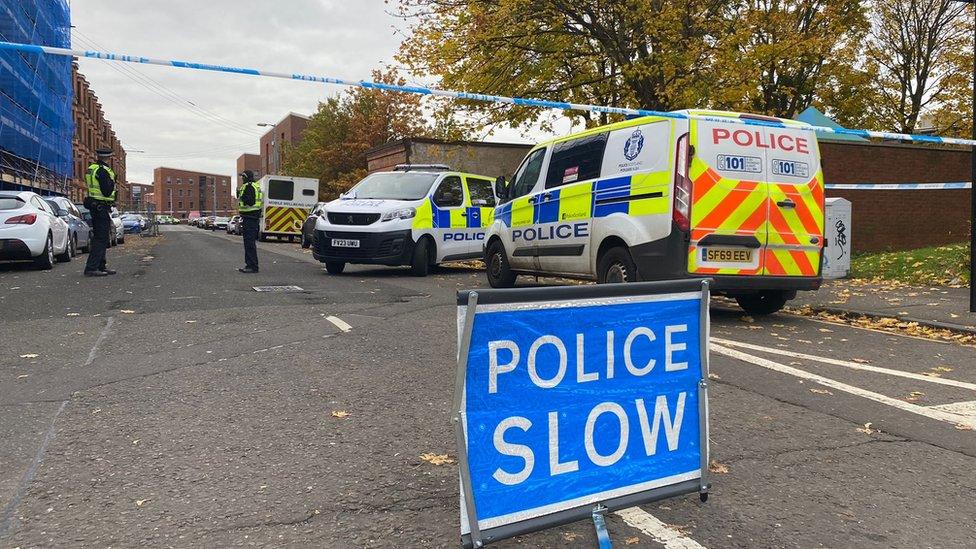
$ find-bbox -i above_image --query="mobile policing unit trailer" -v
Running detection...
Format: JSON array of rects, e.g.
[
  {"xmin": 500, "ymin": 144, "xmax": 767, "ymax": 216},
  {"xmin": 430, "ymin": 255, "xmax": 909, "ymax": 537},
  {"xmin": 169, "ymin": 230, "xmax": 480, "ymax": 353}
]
[{"xmin": 255, "ymin": 175, "xmax": 319, "ymax": 241}]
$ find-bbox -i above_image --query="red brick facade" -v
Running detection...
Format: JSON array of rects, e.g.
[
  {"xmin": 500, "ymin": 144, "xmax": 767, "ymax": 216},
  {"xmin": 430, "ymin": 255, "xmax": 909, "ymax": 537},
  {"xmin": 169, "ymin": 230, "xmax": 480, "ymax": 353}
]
[
  {"xmin": 152, "ymin": 167, "xmax": 234, "ymax": 219},
  {"xmin": 70, "ymin": 62, "xmax": 127, "ymax": 205},
  {"xmin": 259, "ymin": 113, "xmax": 308, "ymax": 176},
  {"xmin": 820, "ymin": 141, "xmax": 972, "ymax": 252}
]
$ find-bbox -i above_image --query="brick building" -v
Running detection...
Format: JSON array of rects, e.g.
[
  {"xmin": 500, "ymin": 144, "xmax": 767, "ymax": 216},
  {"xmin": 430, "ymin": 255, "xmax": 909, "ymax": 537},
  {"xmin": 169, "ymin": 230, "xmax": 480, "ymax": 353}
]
[
  {"xmin": 70, "ymin": 61, "xmax": 127, "ymax": 204},
  {"xmin": 127, "ymin": 182, "xmax": 153, "ymax": 211},
  {"xmin": 259, "ymin": 113, "xmax": 309, "ymax": 176},
  {"xmin": 367, "ymin": 138, "xmax": 531, "ymax": 178},
  {"xmin": 152, "ymin": 167, "xmax": 234, "ymax": 219},
  {"xmin": 236, "ymin": 153, "xmax": 262, "ymax": 188}
]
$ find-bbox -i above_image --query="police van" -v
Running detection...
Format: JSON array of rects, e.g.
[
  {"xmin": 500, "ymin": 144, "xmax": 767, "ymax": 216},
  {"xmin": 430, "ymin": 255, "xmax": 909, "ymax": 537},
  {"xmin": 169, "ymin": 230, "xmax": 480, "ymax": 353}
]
[
  {"xmin": 485, "ymin": 110, "xmax": 824, "ymax": 315},
  {"xmin": 312, "ymin": 165, "xmax": 497, "ymax": 276}
]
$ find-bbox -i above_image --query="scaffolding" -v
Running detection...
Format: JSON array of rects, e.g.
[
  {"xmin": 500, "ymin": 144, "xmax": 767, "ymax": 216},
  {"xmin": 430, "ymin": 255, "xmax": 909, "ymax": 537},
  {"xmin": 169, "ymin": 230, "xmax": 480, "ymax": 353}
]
[{"xmin": 0, "ymin": 0, "xmax": 72, "ymax": 195}]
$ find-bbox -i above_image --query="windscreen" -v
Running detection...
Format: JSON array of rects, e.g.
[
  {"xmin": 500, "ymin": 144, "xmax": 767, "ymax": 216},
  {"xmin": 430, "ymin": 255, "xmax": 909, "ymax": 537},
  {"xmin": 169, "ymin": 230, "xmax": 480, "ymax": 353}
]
[
  {"xmin": 0, "ymin": 197, "xmax": 25, "ymax": 210},
  {"xmin": 347, "ymin": 172, "xmax": 438, "ymax": 200}
]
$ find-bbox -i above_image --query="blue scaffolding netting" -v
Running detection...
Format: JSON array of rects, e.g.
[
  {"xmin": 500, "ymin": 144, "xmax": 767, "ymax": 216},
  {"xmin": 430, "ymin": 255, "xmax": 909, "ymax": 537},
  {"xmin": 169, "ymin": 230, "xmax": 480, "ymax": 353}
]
[{"xmin": 0, "ymin": 0, "xmax": 72, "ymax": 192}]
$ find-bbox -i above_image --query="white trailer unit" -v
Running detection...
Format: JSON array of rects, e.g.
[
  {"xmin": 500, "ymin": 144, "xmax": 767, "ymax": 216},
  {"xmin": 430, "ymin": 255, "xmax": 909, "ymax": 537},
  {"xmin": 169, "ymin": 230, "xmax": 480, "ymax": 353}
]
[{"xmin": 257, "ymin": 175, "xmax": 319, "ymax": 241}]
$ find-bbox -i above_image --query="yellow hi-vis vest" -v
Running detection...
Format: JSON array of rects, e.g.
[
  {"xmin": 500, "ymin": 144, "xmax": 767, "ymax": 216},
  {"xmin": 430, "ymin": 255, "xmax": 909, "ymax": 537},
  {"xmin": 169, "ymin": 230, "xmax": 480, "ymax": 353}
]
[
  {"xmin": 238, "ymin": 181, "xmax": 263, "ymax": 213},
  {"xmin": 85, "ymin": 163, "xmax": 117, "ymax": 202}
]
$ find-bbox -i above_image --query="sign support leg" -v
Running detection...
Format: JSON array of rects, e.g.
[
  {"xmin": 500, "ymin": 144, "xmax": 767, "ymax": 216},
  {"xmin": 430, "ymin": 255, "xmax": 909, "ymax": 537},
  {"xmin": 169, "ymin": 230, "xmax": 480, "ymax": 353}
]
[{"xmin": 591, "ymin": 505, "xmax": 612, "ymax": 549}]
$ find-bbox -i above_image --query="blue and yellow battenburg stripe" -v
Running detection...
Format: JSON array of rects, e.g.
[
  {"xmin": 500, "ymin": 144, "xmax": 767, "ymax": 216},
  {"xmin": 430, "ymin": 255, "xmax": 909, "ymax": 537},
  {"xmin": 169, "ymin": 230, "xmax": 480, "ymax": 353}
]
[
  {"xmin": 495, "ymin": 172, "xmax": 671, "ymax": 228},
  {"xmin": 413, "ymin": 201, "xmax": 494, "ymax": 230}
]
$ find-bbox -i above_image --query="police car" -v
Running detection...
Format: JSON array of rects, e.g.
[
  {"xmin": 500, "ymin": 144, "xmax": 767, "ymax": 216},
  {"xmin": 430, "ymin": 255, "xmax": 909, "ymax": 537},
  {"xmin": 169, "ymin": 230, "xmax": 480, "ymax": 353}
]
[
  {"xmin": 484, "ymin": 110, "xmax": 825, "ymax": 315},
  {"xmin": 312, "ymin": 165, "xmax": 497, "ymax": 276}
]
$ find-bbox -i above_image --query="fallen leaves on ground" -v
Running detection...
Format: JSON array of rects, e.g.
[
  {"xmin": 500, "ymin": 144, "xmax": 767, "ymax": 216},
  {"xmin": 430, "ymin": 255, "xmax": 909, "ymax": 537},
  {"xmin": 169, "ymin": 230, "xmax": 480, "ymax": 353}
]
[
  {"xmin": 708, "ymin": 373, "xmax": 721, "ymax": 380},
  {"xmin": 625, "ymin": 536, "xmax": 641, "ymax": 545},
  {"xmin": 856, "ymin": 422, "xmax": 876, "ymax": 435},
  {"xmin": 185, "ymin": 320, "xmax": 197, "ymax": 324},
  {"xmin": 66, "ymin": 312, "xmax": 79, "ymax": 317},
  {"xmin": 905, "ymin": 391, "xmax": 925, "ymax": 402},
  {"xmin": 420, "ymin": 453, "xmax": 455, "ymax": 466},
  {"xmin": 330, "ymin": 410, "xmax": 350, "ymax": 419},
  {"xmin": 955, "ymin": 424, "xmax": 974, "ymax": 431},
  {"xmin": 739, "ymin": 315, "xmax": 755, "ymax": 323},
  {"xmin": 135, "ymin": 499, "xmax": 148, "ymax": 507},
  {"xmin": 563, "ymin": 532, "xmax": 581, "ymax": 542},
  {"xmin": 708, "ymin": 460, "xmax": 730, "ymax": 474},
  {"xmin": 789, "ymin": 307, "xmax": 976, "ymax": 347}
]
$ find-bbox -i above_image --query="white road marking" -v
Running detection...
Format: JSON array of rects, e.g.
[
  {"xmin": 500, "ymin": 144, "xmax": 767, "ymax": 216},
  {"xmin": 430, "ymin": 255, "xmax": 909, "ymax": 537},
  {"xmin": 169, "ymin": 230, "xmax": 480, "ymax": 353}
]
[
  {"xmin": 84, "ymin": 317, "xmax": 115, "ymax": 368},
  {"xmin": 712, "ymin": 337, "xmax": 976, "ymax": 391},
  {"xmin": 929, "ymin": 400, "xmax": 976, "ymax": 421},
  {"xmin": 712, "ymin": 344, "xmax": 976, "ymax": 429},
  {"xmin": 616, "ymin": 507, "xmax": 708, "ymax": 549},
  {"xmin": 326, "ymin": 315, "xmax": 352, "ymax": 333}
]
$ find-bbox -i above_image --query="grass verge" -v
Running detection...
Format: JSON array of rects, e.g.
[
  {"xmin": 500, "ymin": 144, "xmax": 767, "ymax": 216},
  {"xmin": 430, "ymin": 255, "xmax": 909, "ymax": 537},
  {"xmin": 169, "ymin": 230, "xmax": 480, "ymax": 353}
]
[{"xmin": 850, "ymin": 242, "xmax": 970, "ymax": 287}]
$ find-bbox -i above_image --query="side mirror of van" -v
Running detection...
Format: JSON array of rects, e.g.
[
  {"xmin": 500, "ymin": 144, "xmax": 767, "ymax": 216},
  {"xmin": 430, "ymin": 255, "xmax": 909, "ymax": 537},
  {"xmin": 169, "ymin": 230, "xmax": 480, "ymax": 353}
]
[{"xmin": 494, "ymin": 176, "xmax": 508, "ymax": 200}]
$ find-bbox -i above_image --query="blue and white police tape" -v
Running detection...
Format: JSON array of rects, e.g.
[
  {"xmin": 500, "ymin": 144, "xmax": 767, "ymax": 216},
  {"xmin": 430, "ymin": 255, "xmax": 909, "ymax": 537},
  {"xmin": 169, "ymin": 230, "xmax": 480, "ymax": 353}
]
[
  {"xmin": 2, "ymin": 39, "xmax": 975, "ymax": 148},
  {"xmin": 826, "ymin": 182, "xmax": 973, "ymax": 190}
]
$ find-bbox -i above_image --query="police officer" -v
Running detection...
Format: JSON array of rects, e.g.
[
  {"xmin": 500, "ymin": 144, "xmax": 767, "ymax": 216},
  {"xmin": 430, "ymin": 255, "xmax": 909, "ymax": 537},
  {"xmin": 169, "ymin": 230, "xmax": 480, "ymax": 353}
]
[
  {"xmin": 83, "ymin": 148, "xmax": 117, "ymax": 277},
  {"xmin": 237, "ymin": 170, "xmax": 262, "ymax": 273}
]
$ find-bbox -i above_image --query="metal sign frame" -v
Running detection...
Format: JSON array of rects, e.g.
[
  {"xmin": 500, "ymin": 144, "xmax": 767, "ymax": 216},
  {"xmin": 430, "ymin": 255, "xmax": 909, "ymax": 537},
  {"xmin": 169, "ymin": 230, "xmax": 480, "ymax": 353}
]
[{"xmin": 454, "ymin": 279, "xmax": 711, "ymax": 548}]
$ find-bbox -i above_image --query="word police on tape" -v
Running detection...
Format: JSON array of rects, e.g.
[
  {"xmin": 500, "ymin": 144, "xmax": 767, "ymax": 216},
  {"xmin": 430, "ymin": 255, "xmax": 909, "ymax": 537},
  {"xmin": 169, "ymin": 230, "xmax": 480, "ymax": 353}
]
[{"xmin": 454, "ymin": 280, "xmax": 712, "ymax": 547}]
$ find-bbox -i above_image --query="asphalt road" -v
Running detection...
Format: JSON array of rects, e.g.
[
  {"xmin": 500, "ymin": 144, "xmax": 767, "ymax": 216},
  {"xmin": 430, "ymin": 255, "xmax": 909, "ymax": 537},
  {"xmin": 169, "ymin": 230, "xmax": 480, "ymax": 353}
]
[{"xmin": 1, "ymin": 225, "xmax": 974, "ymax": 548}]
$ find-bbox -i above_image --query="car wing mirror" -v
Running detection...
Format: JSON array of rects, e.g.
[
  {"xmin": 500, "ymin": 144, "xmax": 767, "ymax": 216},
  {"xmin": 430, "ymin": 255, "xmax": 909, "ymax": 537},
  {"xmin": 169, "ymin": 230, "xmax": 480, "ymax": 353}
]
[{"xmin": 494, "ymin": 176, "xmax": 509, "ymax": 200}]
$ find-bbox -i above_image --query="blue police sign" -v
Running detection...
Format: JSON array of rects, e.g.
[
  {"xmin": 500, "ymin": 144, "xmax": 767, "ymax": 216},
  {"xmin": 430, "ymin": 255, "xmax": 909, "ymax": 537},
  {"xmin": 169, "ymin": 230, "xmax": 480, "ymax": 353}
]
[{"xmin": 454, "ymin": 281, "xmax": 710, "ymax": 547}]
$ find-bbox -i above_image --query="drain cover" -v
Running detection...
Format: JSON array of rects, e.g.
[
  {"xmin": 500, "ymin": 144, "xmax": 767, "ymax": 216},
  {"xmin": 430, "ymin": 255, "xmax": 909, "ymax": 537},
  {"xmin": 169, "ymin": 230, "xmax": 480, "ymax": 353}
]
[{"xmin": 252, "ymin": 285, "xmax": 305, "ymax": 292}]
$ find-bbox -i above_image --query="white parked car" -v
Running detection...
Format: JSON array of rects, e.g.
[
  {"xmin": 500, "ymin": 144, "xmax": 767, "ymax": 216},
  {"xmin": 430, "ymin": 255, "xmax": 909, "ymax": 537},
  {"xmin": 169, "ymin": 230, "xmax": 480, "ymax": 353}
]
[
  {"xmin": 0, "ymin": 190, "xmax": 71, "ymax": 269},
  {"xmin": 110, "ymin": 207, "xmax": 125, "ymax": 245}
]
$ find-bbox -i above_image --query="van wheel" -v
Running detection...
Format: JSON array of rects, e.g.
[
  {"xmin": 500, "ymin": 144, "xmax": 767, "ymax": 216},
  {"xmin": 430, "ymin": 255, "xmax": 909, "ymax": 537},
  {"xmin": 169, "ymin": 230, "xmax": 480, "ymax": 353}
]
[
  {"xmin": 410, "ymin": 238, "xmax": 433, "ymax": 277},
  {"xmin": 324, "ymin": 261, "xmax": 345, "ymax": 275},
  {"xmin": 486, "ymin": 240, "xmax": 516, "ymax": 288},
  {"xmin": 259, "ymin": 232, "xmax": 269, "ymax": 242},
  {"xmin": 34, "ymin": 234, "xmax": 55, "ymax": 270},
  {"xmin": 597, "ymin": 246, "xmax": 638, "ymax": 284},
  {"xmin": 735, "ymin": 291, "xmax": 789, "ymax": 315}
]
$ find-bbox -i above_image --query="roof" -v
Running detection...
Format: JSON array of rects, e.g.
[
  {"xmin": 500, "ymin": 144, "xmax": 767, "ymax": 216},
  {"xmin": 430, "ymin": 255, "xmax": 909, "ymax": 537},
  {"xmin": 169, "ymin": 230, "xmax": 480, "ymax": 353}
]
[{"xmin": 794, "ymin": 107, "xmax": 868, "ymax": 142}]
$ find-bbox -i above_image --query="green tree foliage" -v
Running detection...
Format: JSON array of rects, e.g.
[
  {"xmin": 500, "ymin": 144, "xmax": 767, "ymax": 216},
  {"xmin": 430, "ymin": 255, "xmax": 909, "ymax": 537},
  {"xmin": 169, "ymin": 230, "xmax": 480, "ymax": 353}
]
[{"xmin": 283, "ymin": 69, "xmax": 470, "ymax": 199}]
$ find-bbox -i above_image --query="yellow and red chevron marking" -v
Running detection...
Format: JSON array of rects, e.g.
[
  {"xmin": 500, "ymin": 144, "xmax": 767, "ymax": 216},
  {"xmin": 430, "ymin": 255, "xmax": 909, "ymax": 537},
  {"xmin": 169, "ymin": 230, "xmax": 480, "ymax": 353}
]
[
  {"xmin": 265, "ymin": 206, "xmax": 309, "ymax": 234},
  {"xmin": 764, "ymin": 172, "xmax": 824, "ymax": 277},
  {"xmin": 687, "ymin": 159, "xmax": 766, "ymax": 275}
]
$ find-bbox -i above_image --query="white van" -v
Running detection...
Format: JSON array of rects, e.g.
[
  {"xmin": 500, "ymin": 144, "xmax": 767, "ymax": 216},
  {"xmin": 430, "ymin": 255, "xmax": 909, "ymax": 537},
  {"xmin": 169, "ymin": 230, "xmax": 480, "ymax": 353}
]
[
  {"xmin": 484, "ymin": 110, "xmax": 825, "ymax": 314},
  {"xmin": 312, "ymin": 165, "xmax": 497, "ymax": 276},
  {"xmin": 256, "ymin": 175, "xmax": 319, "ymax": 242}
]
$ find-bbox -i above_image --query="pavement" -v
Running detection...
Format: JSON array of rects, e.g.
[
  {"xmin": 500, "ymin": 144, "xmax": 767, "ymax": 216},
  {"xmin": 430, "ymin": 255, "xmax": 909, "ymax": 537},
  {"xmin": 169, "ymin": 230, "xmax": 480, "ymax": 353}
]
[
  {"xmin": 793, "ymin": 280, "xmax": 976, "ymax": 334},
  {"xmin": 1, "ymin": 225, "xmax": 975, "ymax": 548}
]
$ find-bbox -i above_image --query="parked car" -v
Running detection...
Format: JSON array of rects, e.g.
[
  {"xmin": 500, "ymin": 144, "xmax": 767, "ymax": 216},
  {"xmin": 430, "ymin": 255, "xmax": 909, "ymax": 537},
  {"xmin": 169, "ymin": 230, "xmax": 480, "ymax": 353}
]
[
  {"xmin": 226, "ymin": 215, "xmax": 242, "ymax": 235},
  {"xmin": 45, "ymin": 197, "xmax": 91, "ymax": 254},
  {"xmin": 0, "ymin": 190, "xmax": 71, "ymax": 269},
  {"xmin": 120, "ymin": 214, "xmax": 143, "ymax": 234},
  {"xmin": 301, "ymin": 202, "xmax": 328, "ymax": 248},
  {"xmin": 212, "ymin": 216, "xmax": 230, "ymax": 230},
  {"xmin": 201, "ymin": 216, "xmax": 215, "ymax": 230},
  {"xmin": 110, "ymin": 208, "xmax": 125, "ymax": 245}
]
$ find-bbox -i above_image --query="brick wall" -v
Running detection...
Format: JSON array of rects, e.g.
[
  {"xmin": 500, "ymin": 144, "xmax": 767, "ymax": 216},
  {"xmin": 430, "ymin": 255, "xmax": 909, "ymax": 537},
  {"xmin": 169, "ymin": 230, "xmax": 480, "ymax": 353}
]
[
  {"xmin": 367, "ymin": 138, "xmax": 532, "ymax": 178},
  {"xmin": 820, "ymin": 141, "xmax": 972, "ymax": 252}
]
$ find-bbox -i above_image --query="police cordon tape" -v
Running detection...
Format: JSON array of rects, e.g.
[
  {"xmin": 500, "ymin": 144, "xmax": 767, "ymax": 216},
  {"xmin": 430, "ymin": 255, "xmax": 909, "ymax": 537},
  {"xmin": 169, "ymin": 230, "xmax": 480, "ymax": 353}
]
[
  {"xmin": 825, "ymin": 182, "xmax": 973, "ymax": 190},
  {"xmin": 1, "ymin": 39, "xmax": 975, "ymax": 148}
]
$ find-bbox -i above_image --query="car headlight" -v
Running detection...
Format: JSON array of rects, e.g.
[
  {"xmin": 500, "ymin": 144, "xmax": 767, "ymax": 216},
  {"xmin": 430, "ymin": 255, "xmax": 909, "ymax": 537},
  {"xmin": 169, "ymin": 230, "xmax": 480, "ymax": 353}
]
[{"xmin": 381, "ymin": 207, "xmax": 416, "ymax": 222}]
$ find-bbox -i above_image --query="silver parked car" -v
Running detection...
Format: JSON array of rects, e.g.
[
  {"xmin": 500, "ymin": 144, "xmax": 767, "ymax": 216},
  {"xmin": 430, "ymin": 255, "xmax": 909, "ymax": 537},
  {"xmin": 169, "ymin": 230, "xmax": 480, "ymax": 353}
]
[{"xmin": 45, "ymin": 197, "xmax": 91, "ymax": 254}]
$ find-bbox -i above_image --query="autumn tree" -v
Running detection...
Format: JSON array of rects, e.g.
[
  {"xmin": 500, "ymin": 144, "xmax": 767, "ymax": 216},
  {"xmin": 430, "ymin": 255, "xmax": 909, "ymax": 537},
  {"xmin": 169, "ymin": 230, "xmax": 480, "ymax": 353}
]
[
  {"xmin": 283, "ymin": 69, "xmax": 469, "ymax": 199},
  {"xmin": 866, "ymin": 0, "xmax": 973, "ymax": 135},
  {"xmin": 714, "ymin": 0, "xmax": 869, "ymax": 120}
]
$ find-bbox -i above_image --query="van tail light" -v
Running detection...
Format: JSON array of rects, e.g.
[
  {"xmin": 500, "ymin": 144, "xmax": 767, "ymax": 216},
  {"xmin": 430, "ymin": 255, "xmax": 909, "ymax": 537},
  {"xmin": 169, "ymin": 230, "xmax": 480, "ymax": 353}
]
[
  {"xmin": 672, "ymin": 133, "xmax": 692, "ymax": 232},
  {"xmin": 5, "ymin": 213, "xmax": 37, "ymax": 225}
]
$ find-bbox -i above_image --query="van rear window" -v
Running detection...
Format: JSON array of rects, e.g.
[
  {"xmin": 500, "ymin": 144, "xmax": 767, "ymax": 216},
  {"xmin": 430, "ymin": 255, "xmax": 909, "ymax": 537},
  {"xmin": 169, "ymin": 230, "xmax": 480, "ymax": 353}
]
[
  {"xmin": 268, "ymin": 179, "xmax": 294, "ymax": 200},
  {"xmin": 545, "ymin": 133, "xmax": 608, "ymax": 188}
]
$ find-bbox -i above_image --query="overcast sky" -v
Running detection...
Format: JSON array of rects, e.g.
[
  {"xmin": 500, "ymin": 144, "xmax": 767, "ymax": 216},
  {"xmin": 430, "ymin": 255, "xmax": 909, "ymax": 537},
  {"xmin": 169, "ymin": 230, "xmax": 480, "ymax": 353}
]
[{"xmin": 70, "ymin": 1, "xmax": 566, "ymax": 186}]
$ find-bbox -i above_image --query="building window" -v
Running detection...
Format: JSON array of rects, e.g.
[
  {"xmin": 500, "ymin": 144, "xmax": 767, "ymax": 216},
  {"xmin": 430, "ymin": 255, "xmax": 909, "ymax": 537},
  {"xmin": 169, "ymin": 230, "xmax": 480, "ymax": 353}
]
[{"xmin": 178, "ymin": 201, "xmax": 183, "ymax": 209}]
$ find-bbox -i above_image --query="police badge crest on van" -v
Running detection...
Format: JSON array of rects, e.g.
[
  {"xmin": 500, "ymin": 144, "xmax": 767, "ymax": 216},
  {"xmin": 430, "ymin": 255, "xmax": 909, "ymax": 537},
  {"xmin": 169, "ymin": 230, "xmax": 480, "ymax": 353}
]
[{"xmin": 484, "ymin": 110, "xmax": 825, "ymax": 315}]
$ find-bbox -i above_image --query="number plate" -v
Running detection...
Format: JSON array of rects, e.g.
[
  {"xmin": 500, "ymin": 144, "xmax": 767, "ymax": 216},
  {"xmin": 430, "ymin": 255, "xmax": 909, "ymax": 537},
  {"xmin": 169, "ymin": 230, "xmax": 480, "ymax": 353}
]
[
  {"xmin": 702, "ymin": 247, "xmax": 752, "ymax": 263},
  {"xmin": 331, "ymin": 238, "xmax": 360, "ymax": 248}
]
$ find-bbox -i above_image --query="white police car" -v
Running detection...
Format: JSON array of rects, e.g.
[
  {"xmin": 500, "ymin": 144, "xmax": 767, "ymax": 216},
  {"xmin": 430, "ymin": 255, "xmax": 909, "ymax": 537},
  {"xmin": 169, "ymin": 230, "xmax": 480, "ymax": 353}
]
[{"xmin": 312, "ymin": 165, "xmax": 497, "ymax": 276}]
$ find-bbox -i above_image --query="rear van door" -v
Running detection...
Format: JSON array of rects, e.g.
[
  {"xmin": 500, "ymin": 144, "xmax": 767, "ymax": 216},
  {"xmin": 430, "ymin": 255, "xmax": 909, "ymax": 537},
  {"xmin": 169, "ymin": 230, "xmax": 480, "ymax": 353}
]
[{"xmin": 688, "ymin": 120, "xmax": 769, "ymax": 276}]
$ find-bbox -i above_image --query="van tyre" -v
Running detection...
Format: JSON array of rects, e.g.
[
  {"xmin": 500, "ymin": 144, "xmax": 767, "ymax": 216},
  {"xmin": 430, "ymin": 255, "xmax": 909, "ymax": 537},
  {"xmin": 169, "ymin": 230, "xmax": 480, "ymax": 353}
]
[
  {"xmin": 597, "ymin": 246, "xmax": 638, "ymax": 284},
  {"xmin": 735, "ymin": 290, "xmax": 789, "ymax": 315},
  {"xmin": 410, "ymin": 237, "xmax": 433, "ymax": 277},
  {"xmin": 324, "ymin": 261, "xmax": 345, "ymax": 275},
  {"xmin": 486, "ymin": 240, "xmax": 516, "ymax": 288},
  {"xmin": 34, "ymin": 234, "xmax": 54, "ymax": 270}
]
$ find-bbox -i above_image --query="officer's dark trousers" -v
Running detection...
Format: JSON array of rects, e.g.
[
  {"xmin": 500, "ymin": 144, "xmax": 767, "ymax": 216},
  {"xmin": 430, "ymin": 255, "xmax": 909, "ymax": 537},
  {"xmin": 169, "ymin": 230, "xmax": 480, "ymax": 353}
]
[
  {"xmin": 85, "ymin": 205, "xmax": 111, "ymax": 273},
  {"xmin": 242, "ymin": 215, "xmax": 259, "ymax": 270}
]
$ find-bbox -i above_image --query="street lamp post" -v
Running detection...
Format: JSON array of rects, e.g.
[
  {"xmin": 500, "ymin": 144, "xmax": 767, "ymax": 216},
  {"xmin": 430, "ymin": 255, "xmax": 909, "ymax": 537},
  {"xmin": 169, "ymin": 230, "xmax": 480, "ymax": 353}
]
[{"xmin": 952, "ymin": 0, "xmax": 976, "ymax": 312}]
